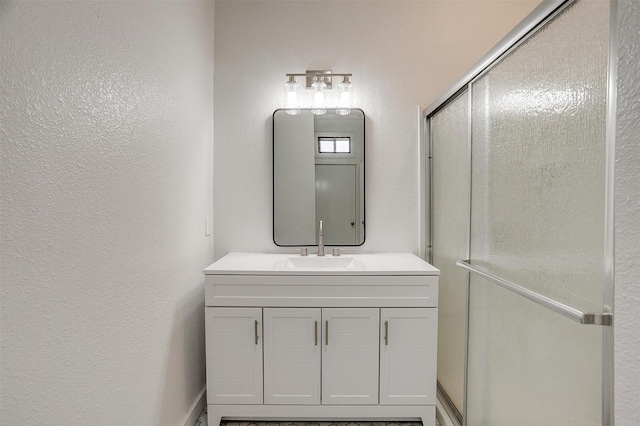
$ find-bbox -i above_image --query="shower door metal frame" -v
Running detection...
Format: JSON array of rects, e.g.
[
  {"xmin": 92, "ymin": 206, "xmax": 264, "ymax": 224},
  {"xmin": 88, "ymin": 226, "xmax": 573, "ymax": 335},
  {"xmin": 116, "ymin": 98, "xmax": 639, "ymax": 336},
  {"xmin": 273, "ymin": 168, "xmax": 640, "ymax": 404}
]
[{"xmin": 423, "ymin": 1, "xmax": 616, "ymax": 425}]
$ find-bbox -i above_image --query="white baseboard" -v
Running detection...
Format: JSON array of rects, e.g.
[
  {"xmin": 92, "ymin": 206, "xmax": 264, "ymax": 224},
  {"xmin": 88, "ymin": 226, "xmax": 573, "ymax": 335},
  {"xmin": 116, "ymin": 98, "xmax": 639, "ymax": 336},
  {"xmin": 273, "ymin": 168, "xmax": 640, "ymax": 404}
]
[{"xmin": 182, "ymin": 385, "xmax": 207, "ymax": 426}]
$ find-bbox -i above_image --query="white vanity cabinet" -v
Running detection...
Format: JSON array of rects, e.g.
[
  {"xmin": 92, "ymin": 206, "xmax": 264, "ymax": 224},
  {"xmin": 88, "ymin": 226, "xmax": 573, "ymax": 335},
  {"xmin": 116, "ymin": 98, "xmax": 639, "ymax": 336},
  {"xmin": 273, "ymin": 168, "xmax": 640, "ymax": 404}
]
[
  {"xmin": 263, "ymin": 307, "xmax": 380, "ymax": 406},
  {"xmin": 204, "ymin": 253, "xmax": 439, "ymax": 426},
  {"xmin": 205, "ymin": 308, "xmax": 263, "ymax": 405},
  {"xmin": 263, "ymin": 308, "xmax": 321, "ymax": 405},
  {"xmin": 380, "ymin": 308, "xmax": 438, "ymax": 405},
  {"xmin": 321, "ymin": 308, "xmax": 380, "ymax": 405}
]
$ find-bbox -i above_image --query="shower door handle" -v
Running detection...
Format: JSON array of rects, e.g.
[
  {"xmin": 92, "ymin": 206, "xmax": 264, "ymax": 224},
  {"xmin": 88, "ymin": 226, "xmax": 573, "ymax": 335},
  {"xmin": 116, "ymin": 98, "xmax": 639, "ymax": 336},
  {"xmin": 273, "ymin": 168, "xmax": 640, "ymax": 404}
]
[{"xmin": 456, "ymin": 260, "xmax": 612, "ymax": 326}]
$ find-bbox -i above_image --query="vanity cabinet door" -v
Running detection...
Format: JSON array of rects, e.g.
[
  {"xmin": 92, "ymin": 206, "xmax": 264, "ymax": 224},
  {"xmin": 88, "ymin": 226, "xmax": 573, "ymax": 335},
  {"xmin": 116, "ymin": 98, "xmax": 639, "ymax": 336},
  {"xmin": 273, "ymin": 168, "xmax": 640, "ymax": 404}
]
[
  {"xmin": 263, "ymin": 308, "xmax": 322, "ymax": 405},
  {"xmin": 321, "ymin": 308, "xmax": 380, "ymax": 405},
  {"xmin": 379, "ymin": 308, "xmax": 438, "ymax": 405},
  {"xmin": 205, "ymin": 307, "xmax": 263, "ymax": 404}
]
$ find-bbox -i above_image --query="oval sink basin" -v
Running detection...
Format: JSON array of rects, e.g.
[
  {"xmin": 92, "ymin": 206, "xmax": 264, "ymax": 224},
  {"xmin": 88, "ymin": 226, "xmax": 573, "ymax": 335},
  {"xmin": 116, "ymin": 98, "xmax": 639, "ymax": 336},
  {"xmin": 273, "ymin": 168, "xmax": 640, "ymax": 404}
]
[{"xmin": 285, "ymin": 257, "xmax": 358, "ymax": 270}]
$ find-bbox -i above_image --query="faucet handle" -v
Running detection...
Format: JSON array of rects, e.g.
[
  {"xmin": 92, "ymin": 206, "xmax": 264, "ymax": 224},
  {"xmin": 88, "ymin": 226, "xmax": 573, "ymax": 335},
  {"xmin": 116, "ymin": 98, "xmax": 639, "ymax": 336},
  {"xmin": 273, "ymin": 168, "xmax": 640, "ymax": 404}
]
[
  {"xmin": 300, "ymin": 247, "xmax": 308, "ymax": 257},
  {"xmin": 332, "ymin": 247, "xmax": 340, "ymax": 257}
]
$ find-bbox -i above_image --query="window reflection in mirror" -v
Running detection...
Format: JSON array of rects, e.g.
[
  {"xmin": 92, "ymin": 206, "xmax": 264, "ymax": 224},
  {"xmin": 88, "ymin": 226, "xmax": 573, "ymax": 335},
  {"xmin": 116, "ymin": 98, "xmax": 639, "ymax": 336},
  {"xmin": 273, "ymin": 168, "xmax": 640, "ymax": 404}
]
[{"xmin": 273, "ymin": 109, "xmax": 365, "ymax": 246}]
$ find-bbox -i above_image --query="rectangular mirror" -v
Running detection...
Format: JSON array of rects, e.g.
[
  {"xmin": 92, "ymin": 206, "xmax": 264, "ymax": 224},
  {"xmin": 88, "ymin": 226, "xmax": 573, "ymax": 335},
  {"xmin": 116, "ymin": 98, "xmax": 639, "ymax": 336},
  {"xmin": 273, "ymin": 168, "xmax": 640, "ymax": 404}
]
[{"xmin": 273, "ymin": 108, "xmax": 365, "ymax": 246}]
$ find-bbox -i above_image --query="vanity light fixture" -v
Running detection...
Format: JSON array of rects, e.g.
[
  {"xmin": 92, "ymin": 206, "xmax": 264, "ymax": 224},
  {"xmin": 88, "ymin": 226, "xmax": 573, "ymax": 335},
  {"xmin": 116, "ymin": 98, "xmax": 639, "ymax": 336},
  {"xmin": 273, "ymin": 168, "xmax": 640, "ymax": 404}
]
[
  {"xmin": 310, "ymin": 76, "xmax": 327, "ymax": 115},
  {"xmin": 283, "ymin": 75, "xmax": 301, "ymax": 115},
  {"xmin": 284, "ymin": 71, "xmax": 353, "ymax": 115},
  {"xmin": 336, "ymin": 75, "xmax": 352, "ymax": 115}
]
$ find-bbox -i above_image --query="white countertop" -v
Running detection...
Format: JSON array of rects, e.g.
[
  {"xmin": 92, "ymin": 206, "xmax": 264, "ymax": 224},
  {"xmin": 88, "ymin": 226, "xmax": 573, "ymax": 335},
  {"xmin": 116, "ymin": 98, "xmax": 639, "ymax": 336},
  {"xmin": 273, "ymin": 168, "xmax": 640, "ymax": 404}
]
[{"xmin": 203, "ymin": 252, "xmax": 440, "ymax": 276}]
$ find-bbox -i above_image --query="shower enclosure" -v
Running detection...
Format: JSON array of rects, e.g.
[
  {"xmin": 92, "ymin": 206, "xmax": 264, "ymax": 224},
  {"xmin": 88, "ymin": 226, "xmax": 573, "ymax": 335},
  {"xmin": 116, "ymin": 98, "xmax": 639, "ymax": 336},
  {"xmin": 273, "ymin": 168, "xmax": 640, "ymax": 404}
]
[{"xmin": 425, "ymin": 1, "xmax": 615, "ymax": 425}]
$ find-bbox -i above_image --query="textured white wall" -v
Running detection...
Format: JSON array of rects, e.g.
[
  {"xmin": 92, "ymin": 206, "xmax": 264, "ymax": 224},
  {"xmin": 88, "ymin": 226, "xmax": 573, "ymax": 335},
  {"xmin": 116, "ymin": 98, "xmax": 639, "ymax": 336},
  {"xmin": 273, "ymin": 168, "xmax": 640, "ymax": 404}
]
[
  {"xmin": 213, "ymin": 0, "xmax": 539, "ymax": 259},
  {"xmin": 0, "ymin": 1, "xmax": 214, "ymax": 425},
  {"xmin": 615, "ymin": 1, "xmax": 640, "ymax": 424}
]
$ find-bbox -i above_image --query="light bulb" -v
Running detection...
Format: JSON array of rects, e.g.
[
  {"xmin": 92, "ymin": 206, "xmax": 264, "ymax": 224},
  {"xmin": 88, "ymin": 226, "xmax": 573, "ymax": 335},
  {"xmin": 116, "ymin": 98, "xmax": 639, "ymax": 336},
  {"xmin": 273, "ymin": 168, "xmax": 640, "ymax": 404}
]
[
  {"xmin": 336, "ymin": 76, "xmax": 352, "ymax": 116},
  {"xmin": 284, "ymin": 76, "xmax": 300, "ymax": 115},
  {"xmin": 287, "ymin": 90, "xmax": 298, "ymax": 105},
  {"xmin": 311, "ymin": 76, "xmax": 327, "ymax": 115}
]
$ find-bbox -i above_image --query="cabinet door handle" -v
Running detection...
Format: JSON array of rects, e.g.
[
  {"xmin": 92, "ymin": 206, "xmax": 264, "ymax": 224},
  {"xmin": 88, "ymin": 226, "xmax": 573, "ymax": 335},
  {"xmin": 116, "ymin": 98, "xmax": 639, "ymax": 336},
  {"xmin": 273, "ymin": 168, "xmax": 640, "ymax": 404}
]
[
  {"xmin": 255, "ymin": 320, "xmax": 259, "ymax": 345},
  {"xmin": 384, "ymin": 320, "xmax": 389, "ymax": 346},
  {"xmin": 314, "ymin": 320, "xmax": 318, "ymax": 346},
  {"xmin": 325, "ymin": 320, "xmax": 329, "ymax": 346}
]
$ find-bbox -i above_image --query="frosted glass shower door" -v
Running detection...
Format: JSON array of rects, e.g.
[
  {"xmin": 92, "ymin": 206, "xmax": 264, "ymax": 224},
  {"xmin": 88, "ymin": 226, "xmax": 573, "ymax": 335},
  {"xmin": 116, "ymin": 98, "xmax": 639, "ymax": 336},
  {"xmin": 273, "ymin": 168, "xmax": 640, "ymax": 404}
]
[
  {"xmin": 430, "ymin": 91, "xmax": 469, "ymax": 418},
  {"xmin": 466, "ymin": 1, "xmax": 611, "ymax": 425}
]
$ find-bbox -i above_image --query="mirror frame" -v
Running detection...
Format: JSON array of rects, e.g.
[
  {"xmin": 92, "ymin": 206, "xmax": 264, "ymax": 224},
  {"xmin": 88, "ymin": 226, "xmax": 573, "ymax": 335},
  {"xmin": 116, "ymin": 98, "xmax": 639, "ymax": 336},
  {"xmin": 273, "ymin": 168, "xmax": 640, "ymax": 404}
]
[{"xmin": 272, "ymin": 108, "xmax": 366, "ymax": 247}]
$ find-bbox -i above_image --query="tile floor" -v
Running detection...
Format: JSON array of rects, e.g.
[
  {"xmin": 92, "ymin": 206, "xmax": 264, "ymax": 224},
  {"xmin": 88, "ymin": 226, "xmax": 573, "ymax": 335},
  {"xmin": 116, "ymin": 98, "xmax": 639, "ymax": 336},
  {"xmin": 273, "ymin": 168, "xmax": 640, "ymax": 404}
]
[{"xmin": 193, "ymin": 407, "xmax": 439, "ymax": 426}]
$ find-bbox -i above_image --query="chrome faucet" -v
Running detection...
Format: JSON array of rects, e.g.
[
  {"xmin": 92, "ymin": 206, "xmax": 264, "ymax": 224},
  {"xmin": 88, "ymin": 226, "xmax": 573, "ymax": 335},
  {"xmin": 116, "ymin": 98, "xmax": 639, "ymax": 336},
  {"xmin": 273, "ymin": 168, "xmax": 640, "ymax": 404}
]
[{"xmin": 317, "ymin": 220, "xmax": 325, "ymax": 256}]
